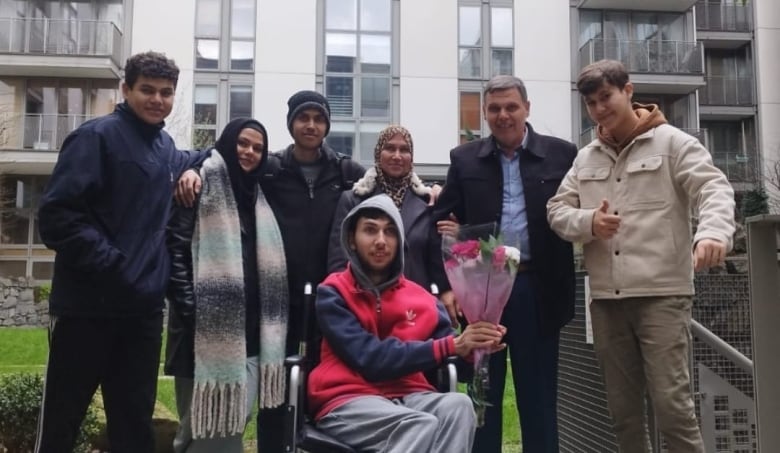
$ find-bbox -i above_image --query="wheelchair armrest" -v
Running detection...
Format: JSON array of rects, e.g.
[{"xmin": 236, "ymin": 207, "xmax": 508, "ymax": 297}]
[{"xmin": 445, "ymin": 356, "xmax": 458, "ymax": 392}]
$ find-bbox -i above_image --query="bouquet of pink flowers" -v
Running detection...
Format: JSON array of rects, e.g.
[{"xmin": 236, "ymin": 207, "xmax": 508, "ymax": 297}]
[{"xmin": 442, "ymin": 222, "xmax": 520, "ymax": 426}]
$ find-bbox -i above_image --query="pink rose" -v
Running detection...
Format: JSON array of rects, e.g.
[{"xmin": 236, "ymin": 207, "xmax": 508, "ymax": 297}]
[
  {"xmin": 451, "ymin": 240, "xmax": 480, "ymax": 259},
  {"xmin": 492, "ymin": 246, "xmax": 507, "ymax": 270},
  {"xmin": 444, "ymin": 258, "xmax": 459, "ymax": 270}
]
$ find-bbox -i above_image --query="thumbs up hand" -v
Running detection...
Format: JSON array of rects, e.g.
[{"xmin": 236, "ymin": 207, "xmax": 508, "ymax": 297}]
[{"xmin": 592, "ymin": 199, "xmax": 621, "ymax": 240}]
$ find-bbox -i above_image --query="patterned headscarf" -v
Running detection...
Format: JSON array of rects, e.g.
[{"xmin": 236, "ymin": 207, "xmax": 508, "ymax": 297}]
[{"xmin": 374, "ymin": 125, "xmax": 414, "ymax": 208}]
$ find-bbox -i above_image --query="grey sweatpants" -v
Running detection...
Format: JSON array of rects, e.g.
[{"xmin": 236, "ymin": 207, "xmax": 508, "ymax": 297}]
[
  {"xmin": 173, "ymin": 356, "xmax": 259, "ymax": 453},
  {"xmin": 316, "ymin": 391, "xmax": 476, "ymax": 453}
]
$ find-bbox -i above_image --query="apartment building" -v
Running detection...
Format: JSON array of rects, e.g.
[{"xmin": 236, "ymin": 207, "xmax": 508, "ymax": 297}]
[{"xmin": 0, "ymin": 0, "xmax": 778, "ymax": 283}]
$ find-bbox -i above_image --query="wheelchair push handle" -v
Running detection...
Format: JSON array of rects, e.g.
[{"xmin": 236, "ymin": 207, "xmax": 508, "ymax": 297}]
[{"xmin": 299, "ymin": 282, "xmax": 314, "ymax": 357}]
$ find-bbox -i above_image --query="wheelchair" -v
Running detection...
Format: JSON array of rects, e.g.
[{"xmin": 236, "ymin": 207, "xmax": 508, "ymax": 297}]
[{"xmin": 282, "ymin": 283, "xmax": 459, "ymax": 453}]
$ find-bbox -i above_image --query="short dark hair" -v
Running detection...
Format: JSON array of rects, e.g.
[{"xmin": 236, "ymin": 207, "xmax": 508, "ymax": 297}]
[
  {"xmin": 576, "ymin": 59, "xmax": 630, "ymax": 96},
  {"xmin": 124, "ymin": 51, "xmax": 180, "ymax": 89},
  {"xmin": 347, "ymin": 208, "xmax": 393, "ymax": 236},
  {"xmin": 484, "ymin": 75, "xmax": 528, "ymax": 103}
]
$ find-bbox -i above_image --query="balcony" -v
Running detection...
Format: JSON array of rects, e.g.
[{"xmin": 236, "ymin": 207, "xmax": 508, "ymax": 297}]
[
  {"xmin": 0, "ymin": 18, "xmax": 122, "ymax": 79},
  {"xmin": 580, "ymin": 39, "xmax": 705, "ymax": 94},
  {"xmin": 699, "ymin": 76, "xmax": 756, "ymax": 120},
  {"xmin": 576, "ymin": 0, "xmax": 697, "ymax": 13},
  {"xmin": 696, "ymin": 1, "xmax": 753, "ymax": 48},
  {"xmin": 712, "ymin": 151, "xmax": 758, "ymax": 185},
  {"xmin": 1, "ymin": 113, "xmax": 92, "ymax": 151}
]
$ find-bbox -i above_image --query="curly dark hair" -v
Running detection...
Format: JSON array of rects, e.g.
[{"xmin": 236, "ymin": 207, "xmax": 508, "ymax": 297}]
[{"xmin": 124, "ymin": 51, "xmax": 179, "ymax": 89}]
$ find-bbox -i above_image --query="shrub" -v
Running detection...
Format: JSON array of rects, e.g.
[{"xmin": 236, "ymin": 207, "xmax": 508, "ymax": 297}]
[
  {"xmin": 741, "ymin": 187, "xmax": 769, "ymax": 219},
  {"xmin": 33, "ymin": 284, "xmax": 51, "ymax": 305},
  {"xmin": 0, "ymin": 373, "xmax": 100, "ymax": 452}
]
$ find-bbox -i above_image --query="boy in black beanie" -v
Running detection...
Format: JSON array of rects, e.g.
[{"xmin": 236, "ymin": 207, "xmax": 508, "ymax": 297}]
[{"xmin": 255, "ymin": 90, "xmax": 365, "ymax": 451}]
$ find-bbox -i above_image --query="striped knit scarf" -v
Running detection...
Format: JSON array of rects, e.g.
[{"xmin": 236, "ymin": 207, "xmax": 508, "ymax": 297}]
[{"xmin": 191, "ymin": 151, "xmax": 288, "ymax": 439}]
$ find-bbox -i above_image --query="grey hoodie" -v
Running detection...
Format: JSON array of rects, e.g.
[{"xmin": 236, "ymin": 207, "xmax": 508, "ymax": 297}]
[{"xmin": 340, "ymin": 193, "xmax": 405, "ymax": 294}]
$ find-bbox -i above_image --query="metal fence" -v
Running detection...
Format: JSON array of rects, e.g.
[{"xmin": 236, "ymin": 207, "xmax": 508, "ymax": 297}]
[
  {"xmin": 696, "ymin": 1, "xmax": 753, "ymax": 32},
  {"xmin": 559, "ymin": 273, "xmax": 755, "ymax": 453},
  {"xmin": 700, "ymin": 76, "xmax": 755, "ymax": 106}
]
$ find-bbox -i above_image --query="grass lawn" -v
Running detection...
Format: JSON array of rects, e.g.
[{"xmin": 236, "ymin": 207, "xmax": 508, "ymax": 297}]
[{"xmin": 0, "ymin": 327, "xmax": 521, "ymax": 450}]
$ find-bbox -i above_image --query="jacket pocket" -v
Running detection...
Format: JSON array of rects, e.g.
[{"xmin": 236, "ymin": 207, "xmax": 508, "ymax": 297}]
[
  {"xmin": 577, "ymin": 166, "xmax": 610, "ymax": 208},
  {"xmin": 625, "ymin": 155, "xmax": 667, "ymax": 205}
]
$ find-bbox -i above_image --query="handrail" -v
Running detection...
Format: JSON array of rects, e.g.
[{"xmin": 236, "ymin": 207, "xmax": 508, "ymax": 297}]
[{"xmin": 690, "ymin": 318, "xmax": 753, "ymax": 376}]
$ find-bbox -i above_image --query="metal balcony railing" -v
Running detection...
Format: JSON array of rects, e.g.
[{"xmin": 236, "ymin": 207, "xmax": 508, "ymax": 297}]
[
  {"xmin": 700, "ymin": 75, "xmax": 754, "ymax": 106},
  {"xmin": 0, "ymin": 17, "xmax": 122, "ymax": 66},
  {"xmin": 696, "ymin": 0, "xmax": 753, "ymax": 32},
  {"xmin": 681, "ymin": 128, "xmax": 708, "ymax": 148},
  {"xmin": 580, "ymin": 38, "xmax": 704, "ymax": 74},
  {"xmin": 579, "ymin": 127, "xmax": 707, "ymax": 149},
  {"xmin": 0, "ymin": 114, "xmax": 92, "ymax": 151},
  {"xmin": 711, "ymin": 150, "xmax": 758, "ymax": 184}
]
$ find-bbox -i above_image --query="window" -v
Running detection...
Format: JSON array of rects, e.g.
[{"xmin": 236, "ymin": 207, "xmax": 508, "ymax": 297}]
[
  {"xmin": 0, "ymin": 175, "xmax": 54, "ymax": 280},
  {"xmin": 457, "ymin": 0, "xmax": 513, "ymax": 142},
  {"xmin": 192, "ymin": 0, "xmax": 256, "ymax": 147},
  {"xmin": 320, "ymin": 0, "xmax": 394, "ymax": 161}
]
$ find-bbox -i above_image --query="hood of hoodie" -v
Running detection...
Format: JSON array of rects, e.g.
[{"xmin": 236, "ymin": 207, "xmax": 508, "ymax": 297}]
[
  {"xmin": 597, "ymin": 102, "xmax": 667, "ymax": 151},
  {"xmin": 340, "ymin": 194, "xmax": 405, "ymax": 293}
]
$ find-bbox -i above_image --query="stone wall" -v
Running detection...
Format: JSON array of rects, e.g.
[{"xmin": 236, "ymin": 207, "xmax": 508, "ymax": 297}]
[{"xmin": 0, "ymin": 278, "xmax": 49, "ymax": 327}]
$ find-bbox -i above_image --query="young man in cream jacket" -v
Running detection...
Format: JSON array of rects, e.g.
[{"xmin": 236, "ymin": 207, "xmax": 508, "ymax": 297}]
[{"xmin": 547, "ymin": 59, "xmax": 735, "ymax": 453}]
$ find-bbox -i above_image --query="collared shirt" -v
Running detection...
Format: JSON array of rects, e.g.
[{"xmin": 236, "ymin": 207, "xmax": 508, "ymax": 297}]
[{"xmin": 498, "ymin": 128, "xmax": 531, "ymax": 261}]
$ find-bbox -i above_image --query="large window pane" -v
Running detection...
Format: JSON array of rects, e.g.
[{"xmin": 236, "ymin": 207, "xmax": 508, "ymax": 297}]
[
  {"xmin": 359, "ymin": 131, "xmax": 380, "ymax": 161},
  {"xmin": 492, "ymin": 49, "xmax": 513, "ymax": 76},
  {"xmin": 229, "ymin": 85, "xmax": 252, "ymax": 120},
  {"xmin": 326, "ymin": 77, "xmax": 354, "ymax": 117},
  {"xmin": 491, "ymin": 8, "xmax": 512, "ymax": 47},
  {"xmin": 327, "ymin": 131, "xmax": 355, "ymax": 157},
  {"xmin": 1, "ymin": 210, "xmax": 30, "ymax": 244},
  {"xmin": 579, "ymin": 10, "xmax": 603, "ymax": 48},
  {"xmin": 460, "ymin": 92, "xmax": 481, "ymax": 132},
  {"xmin": 326, "ymin": 32, "xmax": 357, "ymax": 72},
  {"xmin": 459, "ymin": 48, "xmax": 481, "ymax": 79},
  {"xmin": 361, "ymin": 77, "xmax": 389, "ymax": 117},
  {"xmin": 360, "ymin": 34, "xmax": 390, "ymax": 74},
  {"xmin": 327, "ymin": 0, "xmax": 357, "ymax": 30},
  {"xmin": 32, "ymin": 261, "xmax": 54, "ymax": 280},
  {"xmin": 195, "ymin": 39, "xmax": 219, "ymax": 69},
  {"xmin": 231, "ymin": 0, "xmax": 255, "ymax": 38},
  {"xmin": 230, "ymin": 41, "xmax": 254, "ymax": 70},
  {"xmin": 193, "ymin": 128, "xmax": 216, "ymax": 150},
  {"xmin": 194, "ymin": 85, "xmax": 218, "ymax": 124},
  {"xmin": 196, "ymin": 0, "xmax": 221, "ymax": 36},
  {"xmin": 0, "ymin": 261, "xmax": 26, "ymax": 279},
  {"xmin": 459, "ymin": 6, "xmax": 481, "ymax": 46},
  {"xmin": 360, "ymin": 0, "xmax": 390, "ymax": 31}
]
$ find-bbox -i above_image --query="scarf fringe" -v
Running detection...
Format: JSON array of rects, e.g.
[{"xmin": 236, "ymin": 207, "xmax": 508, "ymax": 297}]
[
  {"xmin": 191, "ymin": 381, "xmax": 248, "ymax": 439},
  {"xmin": 258, "ymin": 362, "xmax": 286, "ymax": 409}
]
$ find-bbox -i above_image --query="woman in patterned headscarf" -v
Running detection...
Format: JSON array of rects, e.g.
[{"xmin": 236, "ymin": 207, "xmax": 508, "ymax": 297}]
[{"xmin": 326, "ymin": 125, "xmax": 446, "ymax": 289}]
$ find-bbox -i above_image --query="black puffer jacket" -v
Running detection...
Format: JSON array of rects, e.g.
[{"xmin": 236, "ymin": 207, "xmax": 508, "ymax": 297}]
[{"xmin": 259, "ymin": 143, "xmax": 365, "ymax": 347}]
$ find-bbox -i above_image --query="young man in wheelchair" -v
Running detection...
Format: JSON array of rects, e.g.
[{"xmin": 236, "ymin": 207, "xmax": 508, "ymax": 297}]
[{"xmin": 308, "ymin": 194, "xmax": 506, "ymax": 452}]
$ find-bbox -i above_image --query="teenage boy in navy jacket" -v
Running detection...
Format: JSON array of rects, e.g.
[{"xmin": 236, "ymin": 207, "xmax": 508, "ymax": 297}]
[{"xmin": 36, "ymin": 51, "xmax": 205, "ymax": 453}]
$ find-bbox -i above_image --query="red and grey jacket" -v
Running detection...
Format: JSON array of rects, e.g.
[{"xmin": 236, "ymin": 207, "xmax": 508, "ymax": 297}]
[{"xmin": 307, "ymin": 194, "xmax": 457, "ymax": 421}]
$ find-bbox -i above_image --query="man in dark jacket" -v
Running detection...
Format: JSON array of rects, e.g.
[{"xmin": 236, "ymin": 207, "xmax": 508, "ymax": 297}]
[
  {"xmin": 255, "ymin": 90, "xmax": 366, "ymax": 450},
  {"xmin": 35, "ymin": 51, "xmax": 204, "ymax": 453},
  {"xmin": 433, "ymin": 75, "xmax": 577, "ymax": 453}
]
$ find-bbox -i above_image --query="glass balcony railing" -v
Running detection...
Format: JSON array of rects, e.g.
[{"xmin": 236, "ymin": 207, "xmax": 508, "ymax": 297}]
[
  {"xmin": 579, "ymin": 39, "xmax": 704, "ymax": 74},
  {"xmin": 0, "ymin": 18, "xmax": 122, "ymax": 66},
  {"xmin": 0, "ymin": 114, "xmax": 92, "ymax": 151},
  {"xmin": 696, "ymin": 1, "xmax": 753, "ymax": 32},
  {"xmin": 712, "ymin": 151, "xmax": 758, "ymax": 183},
  {"xmin": 700, "ymin": 76, "xmax": 755, "ymax": 106}
]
